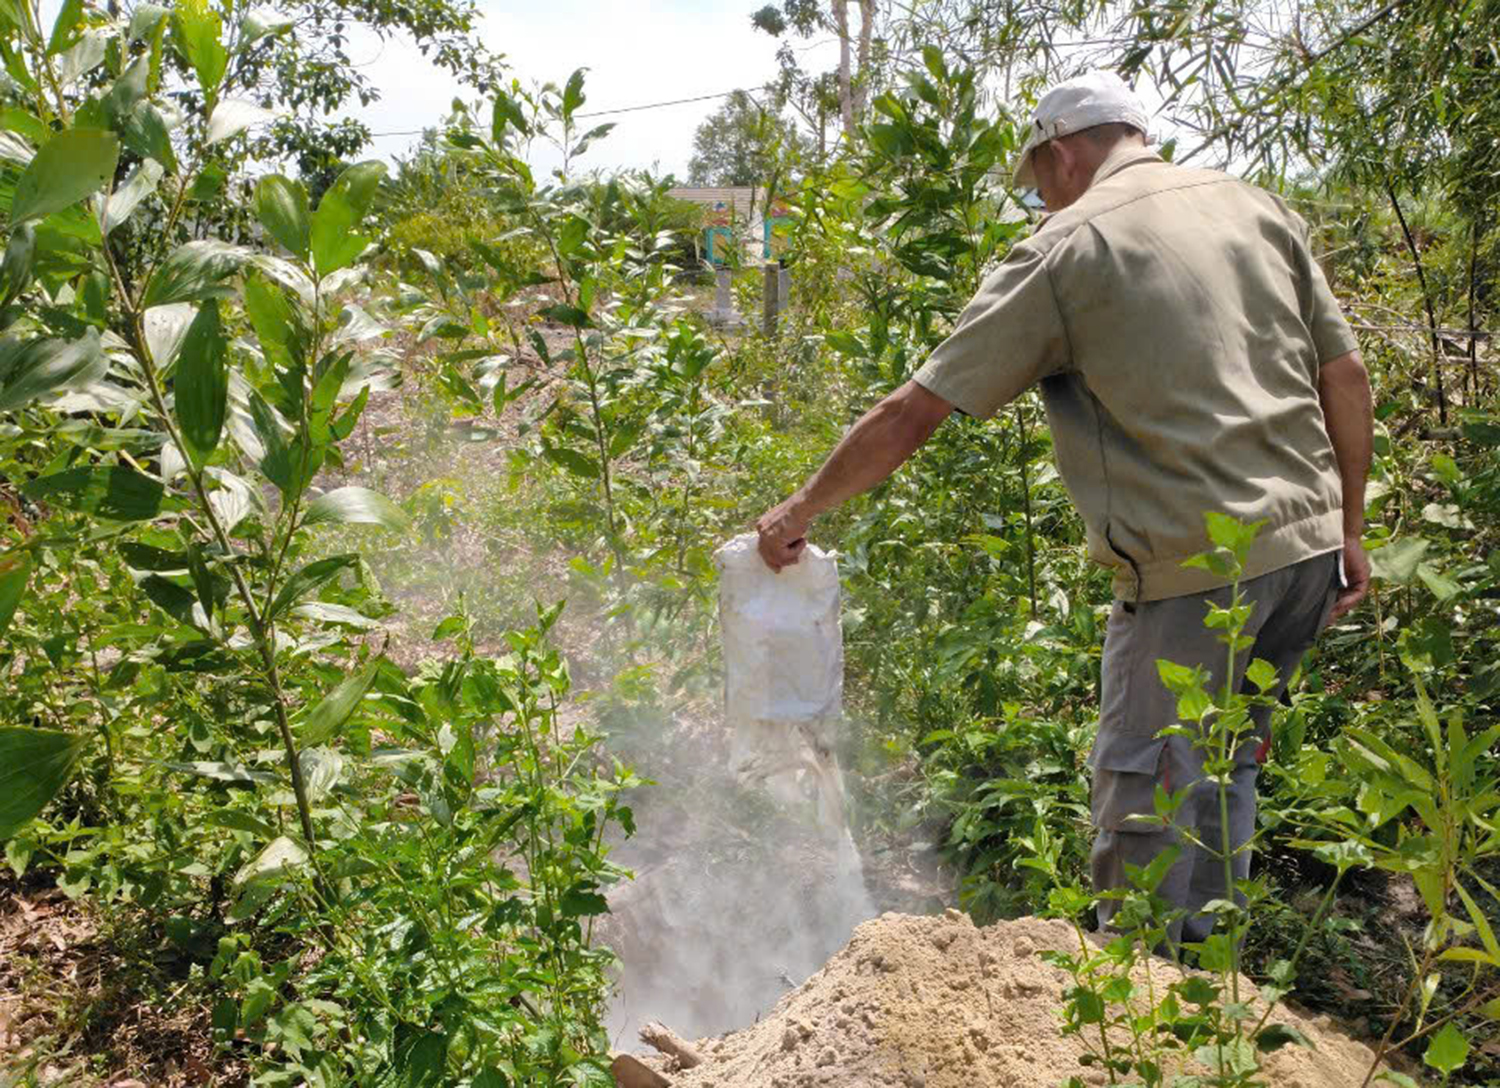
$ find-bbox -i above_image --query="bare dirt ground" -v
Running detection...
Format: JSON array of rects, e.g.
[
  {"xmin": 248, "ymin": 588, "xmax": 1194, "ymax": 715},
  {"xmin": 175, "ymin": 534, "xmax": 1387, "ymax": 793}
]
[{"xmin": 0, "ymin": 873, "xmax": 241, "ymax": 1087}]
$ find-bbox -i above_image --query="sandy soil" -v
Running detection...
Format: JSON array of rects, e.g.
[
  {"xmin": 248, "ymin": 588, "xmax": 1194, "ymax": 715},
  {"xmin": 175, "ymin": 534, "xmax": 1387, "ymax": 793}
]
[{"xmin": 639, "ymin": 910, "xmax": 1400, "ymax": 1088}]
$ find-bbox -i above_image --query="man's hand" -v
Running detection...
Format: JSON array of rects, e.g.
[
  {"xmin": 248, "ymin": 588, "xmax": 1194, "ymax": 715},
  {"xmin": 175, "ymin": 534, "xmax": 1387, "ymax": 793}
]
[
  {"xmin": 757, "ymin": 497, "xmax": 809, "ymax": 572},
  {"xmin": 752, "ymin": 380, "xmax": 955, "ymax": 573},
  {"xmin": 1318, "ymin": 350, "xmax": 1372, "ymax": 627},
  {"xmin": 1328, "ymin": 535, "xmax": 1370, "ymax": 624}
]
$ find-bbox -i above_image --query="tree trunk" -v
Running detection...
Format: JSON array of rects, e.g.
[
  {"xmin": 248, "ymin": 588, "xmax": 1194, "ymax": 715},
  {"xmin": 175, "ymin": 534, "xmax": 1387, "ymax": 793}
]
[
  {"xmin": 1467, "ymin": 218, "xmax": 1483, "ymax": 400},
  {"xmin": 833, "ymin": 0, "xmax": 855, "ymax": 137},
  {"xmin": 854, "ymin": 0, "xmax": 875, "ymax": 117}
]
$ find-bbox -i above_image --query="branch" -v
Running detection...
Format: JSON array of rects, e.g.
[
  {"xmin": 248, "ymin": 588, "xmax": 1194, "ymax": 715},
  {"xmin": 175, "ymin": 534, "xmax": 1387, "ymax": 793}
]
[
  {"xmin": 639, "ymin": 1021, "xmax": 704, "ymax": 1070},
  {"xmin": 1385, "ymin": 181, "xmax": 1448, "ymax": 425},
  {"xmin": 1176, "ymin": 0, "xmax": 1412, "ymax": 165}
]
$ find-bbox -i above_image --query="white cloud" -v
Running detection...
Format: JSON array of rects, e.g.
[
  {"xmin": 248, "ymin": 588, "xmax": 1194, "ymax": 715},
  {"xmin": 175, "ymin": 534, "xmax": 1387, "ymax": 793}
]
[{"xmin": 342, "ymin": 0, "xmax": 841, "ymax": 179}]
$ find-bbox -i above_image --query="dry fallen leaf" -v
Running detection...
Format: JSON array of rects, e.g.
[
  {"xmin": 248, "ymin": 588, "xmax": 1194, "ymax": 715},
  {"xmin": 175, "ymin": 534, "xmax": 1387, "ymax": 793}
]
[{"xmin": 1327, "ymin": 968, "xmax": 1373, "ymax": 1002}]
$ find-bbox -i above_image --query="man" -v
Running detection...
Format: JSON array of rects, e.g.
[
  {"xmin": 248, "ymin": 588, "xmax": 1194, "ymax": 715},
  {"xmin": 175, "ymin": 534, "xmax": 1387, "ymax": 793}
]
[{"xmin": 755, "ymin": 71, "xmax": 1373, "ymax": 944}]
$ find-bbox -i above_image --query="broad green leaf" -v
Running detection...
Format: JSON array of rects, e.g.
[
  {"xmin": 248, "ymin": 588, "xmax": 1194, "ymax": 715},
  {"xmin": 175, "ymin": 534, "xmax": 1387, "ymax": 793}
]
[
  {"xmin": 128, "ymin": 3, "xmax": 169, "ymax": 42},
  {"xmin": 22, "ymin": 465, "xmax": 171, "ymax": 521},
  {"xmin": 559, "ymin": 887, "xmax": 608, "ymax": 917},
  {"xmin": 253, "ymin": 176, "xmax": 310, "ymax": 260},
  {"xmin": 203, "ymin": 808, "xmax": 277, "ymax": 838},
  {"xmin": 394, "ymin": 1028, "xmax": 448, "ymax": 1088},
  {"xmin": 0, "ymin": 130, "xmax": 34, "ymax": 167},
  {"xmin": 234, "ymin": 834, "xmax": 307, "ymax": 888},
  {"xmin": 300, "ymin": 663, "xmax": 378, "ymax": 746},
  {"xmin": 243, "ymin": 272, "xmax": 300, "ymax": 367},
  {"xmin": 207, "ymin": 97, "xmax": 277, "ymax": 145},
  {"xmin": 140, "ymin": 573, "xmax": 197, "ymax": 625},
  {"xmin": 1203, "ymin": 512, "xmax": 1265, "ymax": 561},
  {"xmin": 1155, "ymin": 658, "xmax": 1200, "ymax": 695},
  {"xmin": 0, "ymin": 550, "xmax": 31, "ymax": 639},
  {"xmin": 1423, "ymin": 1023, "xmax": 1468, "ymax": 1075},
  {"xmin": 0, "ymin": 329, "xmax": 105, "ymax": 412},
  {"xmin": 541, "ymin": 443, "xmax": 599, "ymax": 479},
  {"xmin": 1253, "ymin": 1023, "xmax": 1310, "ymax": 1053},
  {"xmin": 0, "ymin": 222, "xmax": 35, "ymax": 308},
  {"xmin": 561, "ymin": 67, "xmax": 587, "ymax": 118},
  {"xmin": 1244, "ymin": 657, "xmax": 1278, "ymax": 693},
  {"xmin": 119, "ymin": 102, "xmax": 177, "ymax": 174},
  {"xmin": 142, "ymin": 240, "xmax": 248, "ymax": 307},
  {"xmin": 1368, "ymin": 537, "xmax": 1429, "ymax": 583},
  {"xmin": 303, "ymin": 486, "xmax": 410, "ymax": 531},
  {"xmin": 0, "ymin": 0, "xmax": 25, "ymax": 35},
  {"xmin": 188, "ymin": 548, "xmax": 218, "ymax": 623},
  {"xmin": 174, "ymin": 300, "xmax": 228, "ymax": 468},
  {"xmin": 267, "ymin": 554, "xmax": 358, "ymax": 622},
  {"xmin": 173, "ymin": 0, "xmax": 228, "ymax": 99},
  {"xmin": 117, "ymin": 542, "xmax": 188, "ymax": 570},
  {"xmin": 266, "ymin": 1003, "xmax": 317, "ymax": 1061},
  {"xmin": 1454, "ymin": 881, "xmax": 1500, "ymax": 961},
  {"xmin": 102, "ymin": 55, "xmax": 150, "ymax": 123},
  {"xmin": 143, "ymin": 302, "xmax": 196, "ymax": 373},
  {"xmin": 240, "ymin": 8, "xmax": 293, "ymax": 47},
  {"xmin": 571, "ymin": 121, "xmax": 614, "ymax": 157},
  {"xmin": 329, "ymin": 385, "xmax": 368, "ymax": 439},
  {"xmin": 10, "ymin": 127, "xmax": 119, "ymax": 224},
  {"xmin": 188, "ymin": 163, "xmax": 227, "ymax": 203},
  {"xmin": 538, "ymin": 302, "xmax": 590, "ymax": 328},
  {"xmin": 491, "ymin": 92, "xmax": 529, "ymax": 140},
  {"xmin": 56, "ymin": 29, "xmax": 106, "ymax": 87},
  {"xmin": 309, "ymin": 161, "xmax": 385, "ymax": 277},
  {"xmin": 247, "ymin": 389, "xmax": 293, "ymax": 494},
  {"xmin": 46, "ymin": 0, "xmax": 82, "ymax": 55},
  {"xmin": 165, "ymin": 760, "xmax": 276, "ymax": 785},
  {"xmin": 5, "ymin": 834, "xmax": 33, "ymax": 878},
  {"xmin": 299, "ymin": 747, "xmax": 344, "ymax": 802},
  {"xmin": 556, "ymin": 215, "xmax": 588, "ymax": 255},
  {"xmin": 1416, "ymin": 564, "xmax": 1460, "ymax": 602},
  {"xmin": 0, "ymin": 728, "xmax": 88, "ymax": 839},
  {"xmin": 99, "ymin": 157, "xmax": 163, "ymax": 235},
  {"xmin": 293, "ymin": 601, "xmax": 379, "ymax": 628}
]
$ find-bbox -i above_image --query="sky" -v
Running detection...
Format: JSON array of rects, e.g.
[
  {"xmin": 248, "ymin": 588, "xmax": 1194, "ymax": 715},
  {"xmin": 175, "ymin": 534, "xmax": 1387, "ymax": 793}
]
[{"xmin": 340, "ymin": 0, "xmax": 843, "ymax": 179}]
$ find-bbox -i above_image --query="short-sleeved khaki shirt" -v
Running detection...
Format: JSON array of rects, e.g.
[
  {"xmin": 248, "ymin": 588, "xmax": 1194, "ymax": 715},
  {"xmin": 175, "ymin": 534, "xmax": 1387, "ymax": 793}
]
[{"xmin": 912, "ymin": 145, "xmax": 1358, "ymax": 601}]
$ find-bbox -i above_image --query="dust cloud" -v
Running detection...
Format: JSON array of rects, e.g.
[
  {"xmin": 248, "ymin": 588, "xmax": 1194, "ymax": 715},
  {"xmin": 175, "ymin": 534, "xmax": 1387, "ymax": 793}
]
[
  {"xmin": 600, "ymin": 738, "xmax": 879, "ymax": 1046},
  {"xmin": 600, "ymin": 535, "xmax": 881, "ymax": 1044}
]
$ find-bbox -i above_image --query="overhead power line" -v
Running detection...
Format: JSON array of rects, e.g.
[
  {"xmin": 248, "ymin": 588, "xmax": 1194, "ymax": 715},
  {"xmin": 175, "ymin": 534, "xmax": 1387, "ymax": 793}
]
[
  {"xmin": 365, "ymin": 87, "xmax": 750, "ymax": 138},
  {"xmin": 577, "ymin": 89, "xmax": 741, "ymax": 118}
]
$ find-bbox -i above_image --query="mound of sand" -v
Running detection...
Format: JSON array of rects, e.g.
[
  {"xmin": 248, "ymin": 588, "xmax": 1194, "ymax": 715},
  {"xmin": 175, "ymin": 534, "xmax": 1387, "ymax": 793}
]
[{"xmin": 646, "ymin": 910, "xmax": 1387, "ymax": 1088}]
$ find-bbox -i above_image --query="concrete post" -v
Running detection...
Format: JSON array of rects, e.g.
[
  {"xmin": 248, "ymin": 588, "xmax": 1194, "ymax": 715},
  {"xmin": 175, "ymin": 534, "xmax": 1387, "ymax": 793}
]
[
  {"xmin": 763, "ymin": 263, "xmax": 778, "ymax": 336},
  {"xmin": 777, "ymin": 266, "xmax": 791, "ymax": 314},
  {"xmin": 715, "ymin": 267, "xmax": 733, "ymax": 314}
]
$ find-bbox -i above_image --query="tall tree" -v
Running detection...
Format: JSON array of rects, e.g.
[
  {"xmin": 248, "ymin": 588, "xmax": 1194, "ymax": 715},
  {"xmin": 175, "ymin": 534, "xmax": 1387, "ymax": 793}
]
[
  {"xmin": 752, "ymin": 0, "xmax": 878, "ymax": 142},
  {"xmin": 149, "ymin": 0, "xmax": 506, "ymax": 181},
  {"xmin": 686, "ymin": 90, "xmax": 806, "ymax": 187}
]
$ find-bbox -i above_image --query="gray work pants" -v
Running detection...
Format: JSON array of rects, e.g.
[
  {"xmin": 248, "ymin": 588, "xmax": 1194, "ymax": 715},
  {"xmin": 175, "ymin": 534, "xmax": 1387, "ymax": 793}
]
[{"xmin": 1089, "ymin": 551, "xmax": 1339, "ymax": 946}]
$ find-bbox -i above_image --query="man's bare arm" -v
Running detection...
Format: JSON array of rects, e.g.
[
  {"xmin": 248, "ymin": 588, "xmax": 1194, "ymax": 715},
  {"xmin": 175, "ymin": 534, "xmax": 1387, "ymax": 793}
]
[
  {"xmin": 1318, "ymin": 349, "xmax": 1373, "ymax": 621},
  {"xmin": 756, "ymin": 380, "xmax": 954, "ymax": 570}
]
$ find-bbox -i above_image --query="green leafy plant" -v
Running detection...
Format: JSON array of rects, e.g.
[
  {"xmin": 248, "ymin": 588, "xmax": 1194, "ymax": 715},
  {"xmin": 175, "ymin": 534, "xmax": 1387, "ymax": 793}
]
[{"xmin": 1032, "ymin": 515, "xmax": 1368, "ymax": 1087}]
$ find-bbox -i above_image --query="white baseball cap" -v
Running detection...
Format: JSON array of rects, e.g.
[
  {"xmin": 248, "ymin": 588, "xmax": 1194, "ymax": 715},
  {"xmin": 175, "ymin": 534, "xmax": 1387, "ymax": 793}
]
[{"xmin": 1013, "ymin": 71, "xmax": 1150, "ymax": 189}]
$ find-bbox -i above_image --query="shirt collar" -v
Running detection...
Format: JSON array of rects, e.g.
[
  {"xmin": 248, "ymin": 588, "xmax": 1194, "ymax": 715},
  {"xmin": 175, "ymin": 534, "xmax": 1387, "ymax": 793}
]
[
  {"xmin": 1092, "ymin": 143, "xmax": 1164, "ymax": 185},
  {"xmin": 1031, "ymin": 145, "xmax": 1165, "ymax": 231}
]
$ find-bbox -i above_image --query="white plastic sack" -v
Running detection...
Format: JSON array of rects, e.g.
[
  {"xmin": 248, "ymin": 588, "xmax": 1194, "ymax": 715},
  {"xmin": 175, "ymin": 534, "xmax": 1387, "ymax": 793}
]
[{"xmin": 715, "ymin": 532, "xmax": 842, "ymax": 724}]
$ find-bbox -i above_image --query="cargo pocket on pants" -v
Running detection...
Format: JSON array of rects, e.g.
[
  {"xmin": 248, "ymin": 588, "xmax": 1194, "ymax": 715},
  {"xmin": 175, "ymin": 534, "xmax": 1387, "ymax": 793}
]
[{"xmin": 1089, "ymin": 728, "xmax": 1167, "ymax": 832}]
